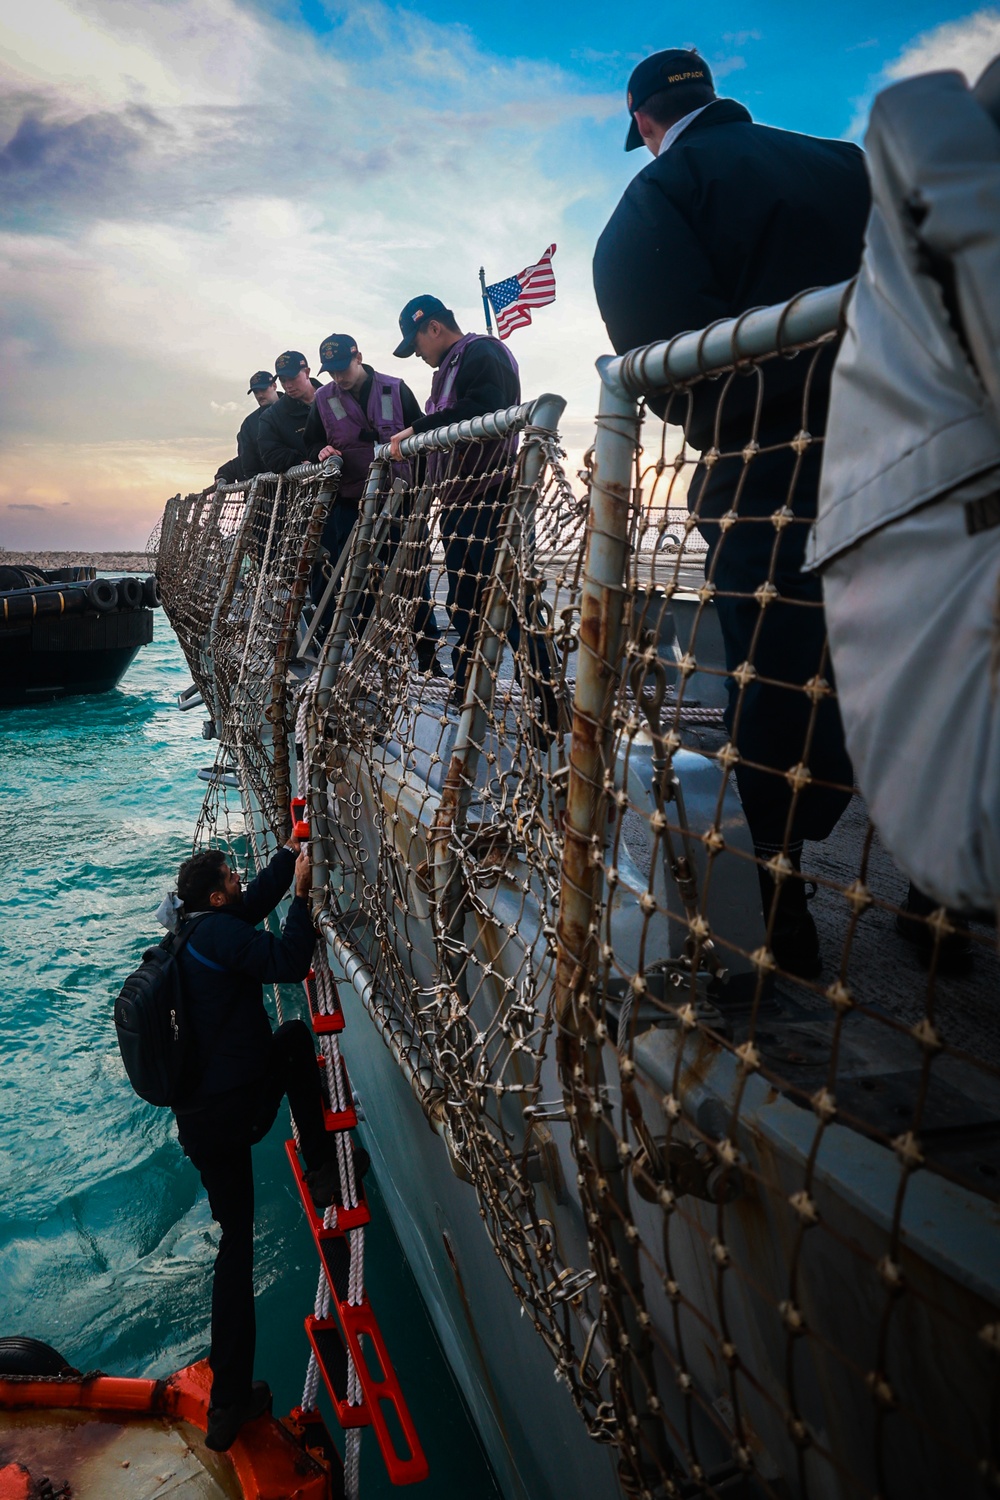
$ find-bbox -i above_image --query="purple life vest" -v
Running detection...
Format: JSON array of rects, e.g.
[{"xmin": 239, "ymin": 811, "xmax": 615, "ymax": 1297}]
[
  {"xmin": 314, "ymin": 369, "xmax": 407, "ymax": 501},
  {"xmin": 425, "ymin": 334, "xmax": 520, "ymax": 501}
]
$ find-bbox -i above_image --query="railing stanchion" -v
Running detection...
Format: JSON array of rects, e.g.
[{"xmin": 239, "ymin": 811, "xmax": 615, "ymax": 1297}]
[{"xmin": 554, "ymin": 363, "xmax": 677, "ymax": 1484}]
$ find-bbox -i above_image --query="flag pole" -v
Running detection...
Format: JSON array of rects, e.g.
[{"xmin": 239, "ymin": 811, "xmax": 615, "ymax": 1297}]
[{"xmin": 479, "ymin": 267, "xmax": 496, "ymax": 337}]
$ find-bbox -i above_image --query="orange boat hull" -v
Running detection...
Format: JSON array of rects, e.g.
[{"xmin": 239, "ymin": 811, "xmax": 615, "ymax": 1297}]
[{"xmin": 0, "ymin": 1360, "xmax": 334, "ymax": 1500}]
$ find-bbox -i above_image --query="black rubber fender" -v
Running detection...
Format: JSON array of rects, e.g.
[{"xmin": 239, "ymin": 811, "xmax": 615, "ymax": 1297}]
[
  {"xmin": 0, "ymin": 566, "xmax": 46, "ymax": 591},
  {"xmin": 142, "ymin": 574, "xmax": 162, "ymax": 608},
  {"xmin": 0, "ymin": 1335, "xmax": 78, "ymax": 1377},
  {"xmin": 116, "ymin": 576, "xmax": 145, "ymax": 610},
  {"xmin": 85, "ymin": 578, "xmax": 117, "ymax": 613}
]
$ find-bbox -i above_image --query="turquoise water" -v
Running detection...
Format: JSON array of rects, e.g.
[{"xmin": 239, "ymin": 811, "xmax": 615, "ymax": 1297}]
[{"xmin": 0, "ymin": 611, "xmax": 499, "ymax": 1497}]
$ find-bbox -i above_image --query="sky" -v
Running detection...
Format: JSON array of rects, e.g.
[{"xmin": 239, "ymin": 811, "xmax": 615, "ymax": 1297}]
[{"xmin": 1, "ymin": 1, "xmax": 999, "ymax": 549}]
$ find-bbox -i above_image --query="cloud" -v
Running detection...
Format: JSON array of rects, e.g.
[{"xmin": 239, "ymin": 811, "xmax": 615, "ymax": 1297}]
[
  {"xmin": 0, "ymin": 0, "xmax": 627, "ymax": 546},
  {"xmin": 0, "ymin": 103, "xmax": 170, "ymax": 226},
  {"xmin": 0, "ymin": 440, "xmax": 224, "ymax": 549},
  {"xmin": 722, "ymin": 30, "xmax": 761, "ymax": 46},
  {"xmin": 884, "ymin": 6, "xmax": 1000, "ymax": 81},
  {"xmin": 572, "ymin": 47, "xmax": 626, "ymax": 65},
  {"xmin": 0, "ymin": 0, "xmax": 326, "ymax": 113},
  {"xmin": 847, "ymin": 7, "xmax": 1000, "ymax": 137}
]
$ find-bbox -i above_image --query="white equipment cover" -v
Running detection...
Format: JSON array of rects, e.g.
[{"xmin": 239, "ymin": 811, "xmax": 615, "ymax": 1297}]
[{"xmin": 810, "ymin": 64, "xmax": 1000, "ymax": 912}]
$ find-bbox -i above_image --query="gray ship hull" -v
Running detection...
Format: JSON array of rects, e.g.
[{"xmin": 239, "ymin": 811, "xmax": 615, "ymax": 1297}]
[{"xmin": 337, "ymin": 972, "xmax": 623, "ymax": 1500}]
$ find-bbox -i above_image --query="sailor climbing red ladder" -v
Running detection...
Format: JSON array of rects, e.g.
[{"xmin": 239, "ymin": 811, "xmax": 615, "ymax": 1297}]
[{"xmin": 286, "ymin": 799, "xmax": 429, "ymax": 1494}]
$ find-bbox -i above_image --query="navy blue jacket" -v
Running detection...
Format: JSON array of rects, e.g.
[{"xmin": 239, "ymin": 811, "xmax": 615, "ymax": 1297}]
[
  {"xmin": 256, "ymin": 382, "xmax": 321, "ymax": 474},
  {"xmin": 174, "ymin": 847, "xmax": 314, "ymax": 1107},
  {"xmin": 593, "ymin": 99, "xmax": 871, "ymax": 448},
  {"xmin": 215, "ymin": 406, "xmax": 268, "ymax": 484}
]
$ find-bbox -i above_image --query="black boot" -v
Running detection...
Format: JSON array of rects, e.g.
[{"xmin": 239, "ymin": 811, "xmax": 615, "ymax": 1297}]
[
  {"xmin": 206, "ymin": 1380, "xmax": 272, "ymax": 1452},
  {"xmin": 757, "ymin": 851, "xmax": 822, "ymax": 980},
  {"xmin": 896, "ymin": 883, "xmax": 973, "ymax": 975},
  {"xmin": 306, "ymin": 1145, "xmax": 371, "ymax": 1210}
]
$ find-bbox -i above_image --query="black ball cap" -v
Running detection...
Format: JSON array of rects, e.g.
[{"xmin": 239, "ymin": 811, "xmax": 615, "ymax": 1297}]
[
  {"xmin": 247, "ymin": 370, "xmax": 275, "ymax": 394},
  {"xmin": 319, "ymin": 334, "xmax": 359, "ymax": 374},
  {"xmin": 625, "ymin": 49, "xmax": 714, "ymax": 151},
  {"xmin": 275, "ymin": 350, "xmax": 308, "ymax": 379},
  {"xmin": 394, "ymin": 295, "xmax": 450, "ymax": 358}
]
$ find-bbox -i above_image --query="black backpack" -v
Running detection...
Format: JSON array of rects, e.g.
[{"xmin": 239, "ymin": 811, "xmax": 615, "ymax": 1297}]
[{"xmin": 114, "ymin": 915, "xmax": 210, "ymax": 1107}]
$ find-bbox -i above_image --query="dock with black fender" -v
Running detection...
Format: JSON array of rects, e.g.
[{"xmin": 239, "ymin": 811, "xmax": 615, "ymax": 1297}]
[{"xmin": 0, "ymin": 566, "xmax": 161, "ymax": 707}]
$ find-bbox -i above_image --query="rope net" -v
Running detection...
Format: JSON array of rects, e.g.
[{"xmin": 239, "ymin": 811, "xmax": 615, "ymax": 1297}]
[
  {"xmin": 302, "ymin": 407, "xmax": 622, "ymax": 1426},
  {"xmin": 154, "ymin": 326, "xmax": 999, "ymax": 1500},
  {"xmin": 157, "ymin": 460, "xmax": 372, "ymax": 1495},
  {"xmin": 159, "ymin": 463, "xmax": 338, "ymax": 864},
  {"xmin": 555, "ymin": 342, "xmax": 1000, "ymax": 1498}
]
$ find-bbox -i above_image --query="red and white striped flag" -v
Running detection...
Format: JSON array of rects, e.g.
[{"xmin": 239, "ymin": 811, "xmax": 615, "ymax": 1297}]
[{"xmin": 485, "ymin": 244, "xmax": 557, "ymax": 340}]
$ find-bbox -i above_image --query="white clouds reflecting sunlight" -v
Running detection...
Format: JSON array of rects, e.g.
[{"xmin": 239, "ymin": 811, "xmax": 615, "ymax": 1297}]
[
  {"xmin": 5, "ymin": 1, "xmax": 998, "ymax": 547},
  {"xmin": 0, "ymin": 0, "xmax": 617, "ymax": 545},
  {"xmin": 846, "ymin": 6, "xmax": 1000, "ymax": 136}
]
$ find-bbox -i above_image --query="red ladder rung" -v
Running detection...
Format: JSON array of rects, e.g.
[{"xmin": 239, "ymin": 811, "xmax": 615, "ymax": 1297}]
[
  {"xmin": 324, "ymin": 1103, "xmax": 357, "ymax": 1133},
  {"xmin": 305, "ymin": 1316, "xmax": 371, "ymax": 1430},
  {"xmin": 340, "ymin": 1299, "xmax": 429, "ymax": 1485},
  {"xmin": 309, "ymin": 1225, "xmax": 430, "ymax": 1484},
  {"xmin": 305, "ymin": 1308, "xmax": 429, "ymax": 1485},
  {"xmin": 304, "ymin": 969, "xmax": 346, "ymax": 1034},
  {"xmin": 286, "ymin": 1139, "xmax": 371, "ymax": 1237},
  {"xmin": 294, "ymin": 950, "xmax": 428, "ymax": 1486}
]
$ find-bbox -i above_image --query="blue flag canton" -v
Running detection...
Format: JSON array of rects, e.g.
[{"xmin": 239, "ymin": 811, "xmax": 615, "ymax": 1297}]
[{"xmin": 486, "ymin": 275, "xmax": 521, "ymax": 313}]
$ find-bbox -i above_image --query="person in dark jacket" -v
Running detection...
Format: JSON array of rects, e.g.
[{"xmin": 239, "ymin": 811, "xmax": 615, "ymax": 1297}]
[
  {"xmin": 256, "ymin": 351, "xmax": 321, "ymax": 474},
  {"xmin": 389, "ymin": 295, "xmax": 523, "ymax": 697},
  {"xmin": 215, "ymin": 371, "xmax": 278, "ymax": 485},
  {"xmin": 594, "ymin": 49, "xmax": 872, "ymax": 977},
  {"xmin": 170, "ymin": 841, "xmax": 352, "ymax": 1451},
  {"xmin": 302, "ymin": 333, "xmax": 440, "ymax": 666}
]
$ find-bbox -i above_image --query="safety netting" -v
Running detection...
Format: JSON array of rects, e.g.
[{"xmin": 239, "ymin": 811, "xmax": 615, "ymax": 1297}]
[
  {"xmin": 300, "ymin": 398, "xmax": 617, "ymax": 1419},
  {"xmin": 156, "ymin": 457, "xmax": 388, "ymax": 1496},
  {"xmin": 156, "ymin": 301, "xmax": 999, "ymax": 1500},
  {"xmin": 550, "ymin": 300, "xmax": 1000, "ymax": 1499},
  {"xmin": 157, "ymin": 462, "xmax": 339, "ymax": 861}
]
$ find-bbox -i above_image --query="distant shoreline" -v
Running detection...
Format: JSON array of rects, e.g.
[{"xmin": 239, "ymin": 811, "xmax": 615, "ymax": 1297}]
[{"xmin": 1, "ymin": 551, "xmax": 154, "ymax": 571}]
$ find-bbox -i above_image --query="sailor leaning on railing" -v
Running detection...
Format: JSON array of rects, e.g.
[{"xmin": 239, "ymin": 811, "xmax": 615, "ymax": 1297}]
[
  {"xmin": 298, "ymin": 334, "xmax": 436, "ymax": 656},
  {"xmin": 257, "ymin": 350, "xmax": 323, "ymax": 475},
  {"xmin": 214, "ymin": 369, "xmax": 278, "ymax": 486},
  {"xmin": 386, "ymin": 293, "xmax": 521, "ymax": 698},
  {"xmin": 593, "ymin": 46, "xmax": 872, "ymax": 978}
]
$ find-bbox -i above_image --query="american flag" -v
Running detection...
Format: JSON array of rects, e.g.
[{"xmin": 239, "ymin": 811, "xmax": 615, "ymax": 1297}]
[{"xmin": 485, "ymin": 244, "xmax": 557, "ymax": 340}]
